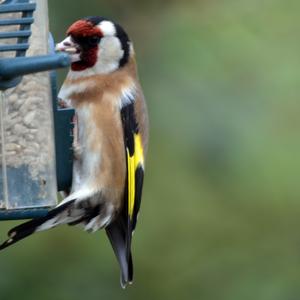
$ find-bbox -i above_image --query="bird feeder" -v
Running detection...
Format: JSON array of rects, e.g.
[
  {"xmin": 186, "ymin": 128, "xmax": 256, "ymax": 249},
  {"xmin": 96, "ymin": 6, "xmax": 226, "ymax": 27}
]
[{"xmin": 0, "ymin": 0, "xmax": 74, "ymax": 220}]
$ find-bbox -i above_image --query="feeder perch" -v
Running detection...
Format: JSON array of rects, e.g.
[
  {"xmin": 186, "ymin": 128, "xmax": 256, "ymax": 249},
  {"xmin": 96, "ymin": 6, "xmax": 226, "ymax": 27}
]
[{"xmin": 0, "ymin": 0, "xmax": 74, "ymax": 220}]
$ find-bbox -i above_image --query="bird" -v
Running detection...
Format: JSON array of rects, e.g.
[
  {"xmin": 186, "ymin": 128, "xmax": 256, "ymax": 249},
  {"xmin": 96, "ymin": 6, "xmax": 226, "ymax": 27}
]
[{"xmin": 0, "ymin": 16, "xmax": 148, "ymax": 288}]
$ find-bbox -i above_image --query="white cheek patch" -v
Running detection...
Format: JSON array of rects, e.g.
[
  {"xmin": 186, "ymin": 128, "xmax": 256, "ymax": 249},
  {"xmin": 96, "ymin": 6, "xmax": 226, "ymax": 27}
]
[
  {"xmin": 100, "ymin": 37, "xmax": 124, "ymax": 62},
  {"xmin": 94, "ymin": 36, "xmax": 124, "ymax": 74},
  {"xmin": 98, "ymin": 21, "xmax": 116, "ymax": 36}
]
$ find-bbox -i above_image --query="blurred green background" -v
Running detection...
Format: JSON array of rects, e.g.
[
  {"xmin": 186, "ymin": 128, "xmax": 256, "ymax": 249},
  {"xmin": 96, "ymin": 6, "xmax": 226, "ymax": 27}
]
[{"xmin": 1, "ymin": 0, "xmax": 300, "ymax": 299}]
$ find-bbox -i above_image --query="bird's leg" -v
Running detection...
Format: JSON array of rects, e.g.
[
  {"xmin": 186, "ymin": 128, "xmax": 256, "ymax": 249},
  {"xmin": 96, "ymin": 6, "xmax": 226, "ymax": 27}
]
[{"xmin": 58, "ymin": 97, "xmax": 72, "ymax": 109}]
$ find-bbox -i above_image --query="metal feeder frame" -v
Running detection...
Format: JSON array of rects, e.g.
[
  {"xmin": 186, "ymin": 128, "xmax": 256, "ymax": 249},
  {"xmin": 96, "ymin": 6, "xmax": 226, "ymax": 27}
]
[{"xmin": 0, "ymin": 0, "xmax": 74, "ymax": 220}]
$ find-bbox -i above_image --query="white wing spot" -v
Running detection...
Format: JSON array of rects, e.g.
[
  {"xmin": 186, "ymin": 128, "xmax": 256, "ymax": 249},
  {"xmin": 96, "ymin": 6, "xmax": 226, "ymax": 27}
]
[{"xmin": 120, "ymin": 84, "xmax": 136, "ymax": 108}]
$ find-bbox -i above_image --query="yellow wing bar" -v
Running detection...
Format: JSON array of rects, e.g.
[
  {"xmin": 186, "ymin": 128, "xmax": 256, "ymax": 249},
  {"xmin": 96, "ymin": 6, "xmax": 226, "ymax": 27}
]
[{"xmin": 127, "ymin": 133, "xmax": 144, "ymax": 219}]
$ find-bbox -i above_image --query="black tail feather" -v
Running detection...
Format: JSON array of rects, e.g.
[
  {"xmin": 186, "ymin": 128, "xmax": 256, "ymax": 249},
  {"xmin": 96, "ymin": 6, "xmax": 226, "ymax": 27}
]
[
  {"xmin": 0, "ymin": 200, "xmax": 75, "ymax": 251},
  {"xmin": 106, "ymin": 217, "xmax": 133, "ymax": 288}
]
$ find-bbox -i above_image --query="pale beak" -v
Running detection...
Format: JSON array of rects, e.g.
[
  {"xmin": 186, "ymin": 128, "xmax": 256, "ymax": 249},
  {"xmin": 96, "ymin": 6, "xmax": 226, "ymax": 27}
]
[{"xmin": 55, "ymin": 36, "xmax": 81, "ymax": 62}]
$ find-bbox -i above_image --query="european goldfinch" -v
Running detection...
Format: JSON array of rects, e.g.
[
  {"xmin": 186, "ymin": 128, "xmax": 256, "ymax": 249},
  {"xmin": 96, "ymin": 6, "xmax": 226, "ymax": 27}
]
[{"xmin": 0, "ymin": 16, "xmax": 149, "ymax": 288}]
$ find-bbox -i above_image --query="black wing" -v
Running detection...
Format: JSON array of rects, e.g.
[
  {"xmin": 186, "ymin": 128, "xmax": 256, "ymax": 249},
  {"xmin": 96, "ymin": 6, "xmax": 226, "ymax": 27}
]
[{"xmin": 106, "ymin": 101, "xmax": 145, "ymax": 287}]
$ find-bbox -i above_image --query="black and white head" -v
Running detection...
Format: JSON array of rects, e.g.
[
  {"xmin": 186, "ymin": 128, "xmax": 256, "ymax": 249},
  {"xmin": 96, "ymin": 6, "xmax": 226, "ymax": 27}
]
[{"xmin": 56, "ymin": 17, "xmax": 132, "ymax": 74}]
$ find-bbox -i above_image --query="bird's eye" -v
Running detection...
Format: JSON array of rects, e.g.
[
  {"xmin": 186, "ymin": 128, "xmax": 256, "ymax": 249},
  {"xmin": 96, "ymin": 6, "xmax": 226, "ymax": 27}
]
[{"xmin": 88, "ymin": 36, "xmax": 101, "ymax": 46}]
